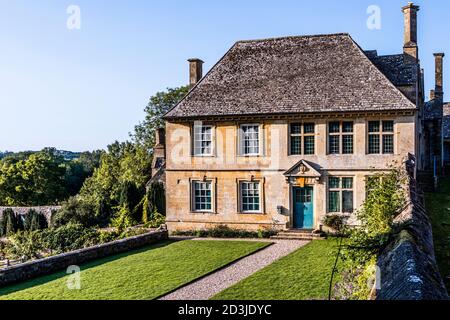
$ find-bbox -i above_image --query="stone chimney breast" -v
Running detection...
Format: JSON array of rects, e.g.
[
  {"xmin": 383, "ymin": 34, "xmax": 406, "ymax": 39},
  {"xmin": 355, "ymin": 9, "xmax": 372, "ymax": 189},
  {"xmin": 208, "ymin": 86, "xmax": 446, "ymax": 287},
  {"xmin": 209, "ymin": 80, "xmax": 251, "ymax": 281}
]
[
  {"xmin": 402, "ymin": 2, "xmax": 420, "ymax": 63},
  {"xmin": 188, "ymin": 58, "xmax": 204, "ymax": 88}
]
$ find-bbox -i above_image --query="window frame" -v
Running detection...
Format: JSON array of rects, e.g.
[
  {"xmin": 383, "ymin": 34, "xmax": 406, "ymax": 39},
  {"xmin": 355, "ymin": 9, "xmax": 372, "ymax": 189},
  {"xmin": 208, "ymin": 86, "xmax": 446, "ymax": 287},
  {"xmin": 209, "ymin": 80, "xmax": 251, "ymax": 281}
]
[
  {"xmin": 239, "ymin": 124, "xmax": 262, "ymax": 157},
  {"xmin": 289, "ymin": 122, "xmax": 316, "ymax": 156},
  {"xmin": 190, "ymin": 179, "xmax": 215, "ymax": 213},
  {"xmin": 327, "ymin": 121, "xmax": 354, "ymax": 155},
  {"xmin": 238, "ymin": 180, "xmax": 264, "ymax": 214},
  {"xmin": 367, "ymin": 120, "xmax": 395, "ymax": 155},
  {"xmin": 327, "ymin": 176, "xmax": 355, "ymax": 214},
  {"xmin": 192, "ymin": 124, "xmax": 214, "ymax": 157}
]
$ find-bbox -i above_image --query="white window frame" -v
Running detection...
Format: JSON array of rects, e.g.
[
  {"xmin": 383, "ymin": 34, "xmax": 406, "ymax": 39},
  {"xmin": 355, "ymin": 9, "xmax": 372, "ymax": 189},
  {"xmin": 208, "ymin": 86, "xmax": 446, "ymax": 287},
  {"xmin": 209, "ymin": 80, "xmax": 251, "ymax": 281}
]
[
  {"xmin": 191, "ymin": 180, "xmax": 215, "ymax": 213},
  {"xmin": 239, "ymin": 124, "xmax": 262, "ymax": 157},
  {"xmin": 192, "ymin": 124, "xmax": 214, "ymax": 157},
  {"xmin": 239, "ymin": 180, "xmax": 263, "ymax": 214}
]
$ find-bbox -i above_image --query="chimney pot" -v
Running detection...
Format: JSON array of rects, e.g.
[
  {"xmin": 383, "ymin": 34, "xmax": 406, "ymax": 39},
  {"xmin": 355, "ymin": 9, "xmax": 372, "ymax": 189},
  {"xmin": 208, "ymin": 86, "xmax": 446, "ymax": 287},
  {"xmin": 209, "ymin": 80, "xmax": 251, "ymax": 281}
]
[{"xmin": 188, "ymin": 58, "xmax": 204, "ymax": 88}]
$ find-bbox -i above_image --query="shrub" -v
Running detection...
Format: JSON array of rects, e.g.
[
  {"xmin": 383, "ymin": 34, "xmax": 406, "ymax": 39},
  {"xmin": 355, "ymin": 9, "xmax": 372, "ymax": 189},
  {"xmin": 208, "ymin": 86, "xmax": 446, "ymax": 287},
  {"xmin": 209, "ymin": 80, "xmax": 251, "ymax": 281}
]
[
  {"xmin": 172, "ymin": 225, "xmax": 278, "ymax": 239},
  {"xmin": 41, "ymin": 223, "xmax": 100, "ymax": 254},
  {"xmin": 119, "ymin": 181, "xmax": 145, "ymax": 223},
  {"xmin": 0, "ymin": 209, "xmax": 23, "ymax": 236},
  {"xmin": 52, "ymin": 197, "xmax": 98, "ymax": 228},
  {"xmin": 144, "ymin": 209, "xmax": 166, "ymax": 229},
  {"xmin": 23, "ymin": 209, "xmax": 48, "ymax": 231},
  {"xmin": 4, "ymin": 231, "xmax": 46, "ymax": 261},
  {"xmin": 147, "ymin": 181, "xmax": 165, "ymax": 216},
  {"xmin": 111, "ymin": 205, "xmax": 135, "ymax": 233},
  {"xmin": 323, "ymin": 215, "xmax": 348, "ymax": 235}
]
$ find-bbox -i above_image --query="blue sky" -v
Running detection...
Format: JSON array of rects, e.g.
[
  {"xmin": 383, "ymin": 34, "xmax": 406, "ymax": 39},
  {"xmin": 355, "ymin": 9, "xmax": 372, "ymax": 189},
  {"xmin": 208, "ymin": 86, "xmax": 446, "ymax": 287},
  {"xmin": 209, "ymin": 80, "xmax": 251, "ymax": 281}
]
[{"xmin": 0, "ymin": 0, "xmax": 448, "ymax": 152}]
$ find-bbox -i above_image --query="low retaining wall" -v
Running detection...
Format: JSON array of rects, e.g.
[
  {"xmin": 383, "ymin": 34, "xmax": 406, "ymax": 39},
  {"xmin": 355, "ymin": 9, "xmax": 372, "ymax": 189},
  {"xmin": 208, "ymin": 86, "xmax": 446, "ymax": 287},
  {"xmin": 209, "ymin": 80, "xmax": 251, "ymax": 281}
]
[
  {"xmin": 376, "ymin": 158, "xmax": 449, "ymax": 300},
  {"xmin": 0, "ymin": 206, "xmax": 61, "ymax": 223},
  {"xmin": 0, "ymin": 230, "xmax": 168, "ymax": 288}
]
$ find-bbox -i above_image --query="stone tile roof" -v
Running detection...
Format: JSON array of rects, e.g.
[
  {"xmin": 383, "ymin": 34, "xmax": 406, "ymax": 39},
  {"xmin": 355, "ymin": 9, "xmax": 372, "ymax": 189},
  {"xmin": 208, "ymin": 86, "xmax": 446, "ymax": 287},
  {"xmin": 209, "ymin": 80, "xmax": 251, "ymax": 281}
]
[
  {"xmin": 424, "ymin": 99, "xmax": 444, "ymax": 120},
  {"xmin": 166, "ymin": 33, "xmax": 417, "ymax": 120},
  {"xmin": 444, "ymin": 103, "xmax": 450, "ymax": 139},
  {"xmin": 366, "ymin": 52, "xmax": 418, "ymax": 86}
]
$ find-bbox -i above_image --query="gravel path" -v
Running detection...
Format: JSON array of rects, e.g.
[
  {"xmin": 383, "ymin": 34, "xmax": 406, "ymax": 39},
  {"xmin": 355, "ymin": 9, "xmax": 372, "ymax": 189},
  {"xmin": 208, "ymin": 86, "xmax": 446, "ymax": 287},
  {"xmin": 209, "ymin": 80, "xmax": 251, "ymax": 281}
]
[{"xmin": 160, "ymin": 238, "xmax": 309, "ymax": 300}]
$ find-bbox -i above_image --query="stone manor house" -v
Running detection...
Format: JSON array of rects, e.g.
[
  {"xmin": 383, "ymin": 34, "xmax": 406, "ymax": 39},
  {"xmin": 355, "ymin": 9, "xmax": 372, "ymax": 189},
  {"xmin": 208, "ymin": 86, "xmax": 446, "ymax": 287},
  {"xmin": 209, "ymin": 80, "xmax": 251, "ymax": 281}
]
[{"xmin": 151, "ymin": 3, "xmax": 449, "ymax": 233}]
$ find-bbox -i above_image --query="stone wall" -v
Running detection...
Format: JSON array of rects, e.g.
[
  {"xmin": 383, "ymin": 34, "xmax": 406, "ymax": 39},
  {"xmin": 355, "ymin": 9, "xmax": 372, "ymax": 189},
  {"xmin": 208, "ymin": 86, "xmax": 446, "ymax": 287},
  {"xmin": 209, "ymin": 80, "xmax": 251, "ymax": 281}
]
[
  {"xmin": 0, "ymin": 206, "xmax": 61, "ymax": 224},
  {"xmin": 376, "ymin": 157, "xmax": 449, "ymax": 300},
  {"xmin": 0, "ymin": 230, "xmax": 168, "ymax": 288}
]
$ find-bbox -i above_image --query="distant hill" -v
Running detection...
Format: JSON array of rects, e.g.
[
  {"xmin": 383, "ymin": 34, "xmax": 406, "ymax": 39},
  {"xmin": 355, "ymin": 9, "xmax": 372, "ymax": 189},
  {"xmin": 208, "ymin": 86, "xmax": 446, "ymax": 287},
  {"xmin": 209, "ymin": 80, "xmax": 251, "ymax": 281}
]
[{"xmin": 0, "ymin": 150, "xmax": 82, "ymax": 161}]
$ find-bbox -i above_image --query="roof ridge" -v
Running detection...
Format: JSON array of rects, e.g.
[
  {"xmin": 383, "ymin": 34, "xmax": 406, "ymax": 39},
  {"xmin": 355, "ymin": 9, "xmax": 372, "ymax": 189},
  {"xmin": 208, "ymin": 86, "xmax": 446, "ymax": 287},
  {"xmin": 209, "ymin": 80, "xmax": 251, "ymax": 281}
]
[{"xmin": 235, "ymin": 33, "xmax": 350, "ymax": 44}]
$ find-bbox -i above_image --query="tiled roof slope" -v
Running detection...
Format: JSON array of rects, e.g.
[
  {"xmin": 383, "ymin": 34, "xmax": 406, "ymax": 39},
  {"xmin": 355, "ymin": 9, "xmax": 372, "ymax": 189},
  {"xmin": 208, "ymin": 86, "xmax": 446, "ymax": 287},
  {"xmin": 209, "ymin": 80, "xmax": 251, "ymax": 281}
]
[
  {"xmin": 444, "ymin": 103, "xmax": 450, "ymax": 139},
  {"xmin": 424, "ymin": 99, "xmax": 443, "ymax": 120},
  {"xmin": 166, "ymin": 33, "xmax": 417, "ymax": 119},
  {"xmin": 366, "ymin": 51, "xmax": 418, "ymax": 86}
]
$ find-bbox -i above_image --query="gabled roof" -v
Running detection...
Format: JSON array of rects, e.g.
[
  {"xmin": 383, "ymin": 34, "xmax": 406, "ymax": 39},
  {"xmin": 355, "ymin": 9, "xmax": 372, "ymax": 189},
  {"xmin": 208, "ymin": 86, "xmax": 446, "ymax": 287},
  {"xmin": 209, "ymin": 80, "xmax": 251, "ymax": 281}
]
[
  {"xmin": 284, "ymin": 160, "xmax": 322, "ymax": 178},
  {"xmin": 365, "ymin": 51, "xmax": 418, "ymax": 86},
  {"xmin": 166, "ymin": 33, "xmax": 417, "ymax": 120}
]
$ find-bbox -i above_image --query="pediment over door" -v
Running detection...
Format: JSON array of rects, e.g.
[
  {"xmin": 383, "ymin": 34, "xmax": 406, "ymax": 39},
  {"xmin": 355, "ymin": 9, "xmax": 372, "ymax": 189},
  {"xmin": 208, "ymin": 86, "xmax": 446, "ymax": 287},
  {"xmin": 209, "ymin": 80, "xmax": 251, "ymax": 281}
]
[{"xmin": 284, "ymin": 160, "xmax": 322, "ymax": 186}]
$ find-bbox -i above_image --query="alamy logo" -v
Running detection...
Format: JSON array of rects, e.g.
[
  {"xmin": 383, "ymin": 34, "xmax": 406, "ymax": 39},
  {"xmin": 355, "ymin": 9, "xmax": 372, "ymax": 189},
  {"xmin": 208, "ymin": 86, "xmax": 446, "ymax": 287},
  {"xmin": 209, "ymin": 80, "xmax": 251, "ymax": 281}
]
[
  {"xmin": 66, "ymin": 5, "xmax": 81, "ymax": 30},
  {"xmin": 367, "ymin": 5, "xmax": 382, "ymax": 30},
  {"xmin": 66, "ymin": 265, "xmax": 81, "ymax": 290}
]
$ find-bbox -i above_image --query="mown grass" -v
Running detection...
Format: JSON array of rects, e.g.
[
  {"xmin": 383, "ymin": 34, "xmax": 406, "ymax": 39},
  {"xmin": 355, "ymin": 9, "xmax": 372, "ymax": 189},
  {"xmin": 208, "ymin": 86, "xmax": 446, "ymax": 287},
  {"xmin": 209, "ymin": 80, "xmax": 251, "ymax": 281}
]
[
  {"xmin": 212, "ymin": 239, "xmax": 341, "ymax": 300},
  {"xmin": 425, "ymin": 177, "xmax": 450, "ymax": 292},
  {"xmin": 0, "ymin": 240, "xmax": 270, "ymax": 300}
]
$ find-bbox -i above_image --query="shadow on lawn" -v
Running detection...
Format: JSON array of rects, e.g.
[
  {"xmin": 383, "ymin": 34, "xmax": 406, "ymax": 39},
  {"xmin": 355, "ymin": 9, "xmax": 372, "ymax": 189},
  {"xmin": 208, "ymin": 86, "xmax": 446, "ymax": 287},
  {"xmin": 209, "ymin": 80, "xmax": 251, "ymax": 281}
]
[{"xmin": 0, "ymin": 239, "xmax": 179, "ymax": 296}]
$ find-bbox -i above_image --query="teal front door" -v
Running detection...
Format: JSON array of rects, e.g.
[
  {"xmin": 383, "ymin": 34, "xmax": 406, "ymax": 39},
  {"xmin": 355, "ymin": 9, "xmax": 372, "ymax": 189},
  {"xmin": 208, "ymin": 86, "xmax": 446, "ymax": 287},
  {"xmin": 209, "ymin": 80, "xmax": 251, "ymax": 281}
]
[{"xmin": 293, "ymin": 187, "xmax": 314, "ymax": 229}]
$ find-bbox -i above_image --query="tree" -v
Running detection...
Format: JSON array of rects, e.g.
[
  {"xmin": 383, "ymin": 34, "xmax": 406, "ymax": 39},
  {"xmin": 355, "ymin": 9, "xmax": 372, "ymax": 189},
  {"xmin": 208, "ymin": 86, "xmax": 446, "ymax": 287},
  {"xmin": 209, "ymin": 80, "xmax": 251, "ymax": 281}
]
[
  {"xmin": 23, "ymin": 209, "xmax": 48, "ymax": 231},
  {"xmin": 132, "ymin": 86, "xmax": 189, "ymax": 152}
]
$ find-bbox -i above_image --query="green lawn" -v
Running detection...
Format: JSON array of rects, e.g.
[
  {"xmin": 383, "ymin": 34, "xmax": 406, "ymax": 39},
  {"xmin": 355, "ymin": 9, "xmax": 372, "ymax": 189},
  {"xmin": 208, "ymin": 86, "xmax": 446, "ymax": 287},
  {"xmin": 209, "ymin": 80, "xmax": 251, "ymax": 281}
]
[
  {"xmin": 425, "ymin": 177, "xmax": 450, "ymax": 292},
  {"xmin": 0, "ymin": 240, "xmax": 270, "ymax": 300},
  {"xmin": 212, "ymin": 239, "xmax": 340, "ymax": 300}
]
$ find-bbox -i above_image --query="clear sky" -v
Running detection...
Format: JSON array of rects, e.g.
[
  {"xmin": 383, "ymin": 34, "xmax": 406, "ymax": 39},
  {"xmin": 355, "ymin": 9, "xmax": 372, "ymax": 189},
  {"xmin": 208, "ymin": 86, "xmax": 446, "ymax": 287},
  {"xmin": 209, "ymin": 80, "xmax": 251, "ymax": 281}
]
[{"xmin": 0, "ymin": 0, "xmax": 448, "ymax": 152}]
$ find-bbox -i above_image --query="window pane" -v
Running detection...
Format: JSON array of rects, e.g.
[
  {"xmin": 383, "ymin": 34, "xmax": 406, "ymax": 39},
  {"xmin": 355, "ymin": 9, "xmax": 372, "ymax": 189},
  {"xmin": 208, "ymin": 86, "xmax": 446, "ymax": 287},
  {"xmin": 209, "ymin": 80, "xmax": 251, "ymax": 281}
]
[
  {"xmin": 304, "ymin": 136, "xmax": 315, "ymax": 155},
  {"xmin": 328, "ymin": 191, "xmax": 340, "ymax": 213},
  {"xmin": 329, "ymin": 136, "xmax": 340, "ymax": 154},
  {"xmin": 241, "ymin": 182, "xmax": 260, "ymax": 212},
  {"xmin": 304, "ymin": 123, "xmax": 315, "ymax": 134},
  {"xmin": 329, "ymin": 122, "xmax": 340, "ymax": 133},
  {"xmin": 382, "ymin": 121, "xmax": 394, "ymax": 133},
  {"xmin": 368, "ymin": 135, "xmax": 380, "ymax": 154},
  {"xmin": 329, "ymin": 177, "xmax": 340, "ymax": 189},
  {"xmin": 342, "ymin": 135, "xmax": 354, "ymax": 154},
  {"xmin": 342, "ymin": 177, "xmax": 353, "ymax": 189},
  {"xmin": 342, "ymin": 191, "xmax": 354, "ymax": 213},
  {"xmin": 193, "ymin": 182, "xmax": 212, "ymax": 211},
  {"xmin": 242, "ymin": 125, "xmax": 259, "ymax": 155},
  {"xmin": 343, "ymin": 122, "xmax": 354, "ymax": 133},
  {"xmin": 291, "ymin": 123, "xmax": 302, "ymax": 135},
  {"xmin": 369, "ymin": 121, "xmax": 380, "ymax": 133},
  {"xmin": 194, "ymin": 125, "xmax": 212, "ymax": 155},
  {"xmin": 291, "ymin": 136, "xmax": 302, "ymax": 155},
  {"xmin": 383, "ymin": 135, "xmax": 394, "ymax": 154}
]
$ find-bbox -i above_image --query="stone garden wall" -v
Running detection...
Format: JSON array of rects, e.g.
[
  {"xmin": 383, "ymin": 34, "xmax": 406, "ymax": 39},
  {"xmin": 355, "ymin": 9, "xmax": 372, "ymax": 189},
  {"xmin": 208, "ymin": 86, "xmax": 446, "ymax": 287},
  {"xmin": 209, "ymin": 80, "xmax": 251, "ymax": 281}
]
[
  {"xmin": 376, "ymin": 157, "xmax": 449, "ymax": 300},
  {"xmin": 0, "ymin": 206, "xmax": 60, "ymax": 223},
  {"xmin": 0, "ymin": 230, "xmax": 168, "ymax": 287}
]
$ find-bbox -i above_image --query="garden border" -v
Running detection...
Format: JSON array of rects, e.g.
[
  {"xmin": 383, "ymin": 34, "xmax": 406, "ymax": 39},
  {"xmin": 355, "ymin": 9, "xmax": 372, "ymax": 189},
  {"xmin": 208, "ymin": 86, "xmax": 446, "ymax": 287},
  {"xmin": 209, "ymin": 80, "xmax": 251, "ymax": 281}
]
[{"xmin": 0, "ymin": 229, "xmax": 168, "ymax": 288}]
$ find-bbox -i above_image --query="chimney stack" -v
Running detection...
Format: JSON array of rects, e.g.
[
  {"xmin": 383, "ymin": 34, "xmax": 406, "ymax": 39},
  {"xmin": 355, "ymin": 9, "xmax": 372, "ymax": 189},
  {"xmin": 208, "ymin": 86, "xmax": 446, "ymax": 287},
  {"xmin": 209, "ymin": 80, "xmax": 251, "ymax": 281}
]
[
  {"xmin": 402, "ymin": 2, "xmax": 420, "ymax": 63},
  {"xmin": 434, "ymin": 53, "xmax": 445, "ymax": 102},
  {"xmin": 188, "ymin": 58, "xmax": 204, "ymax": 88}
]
